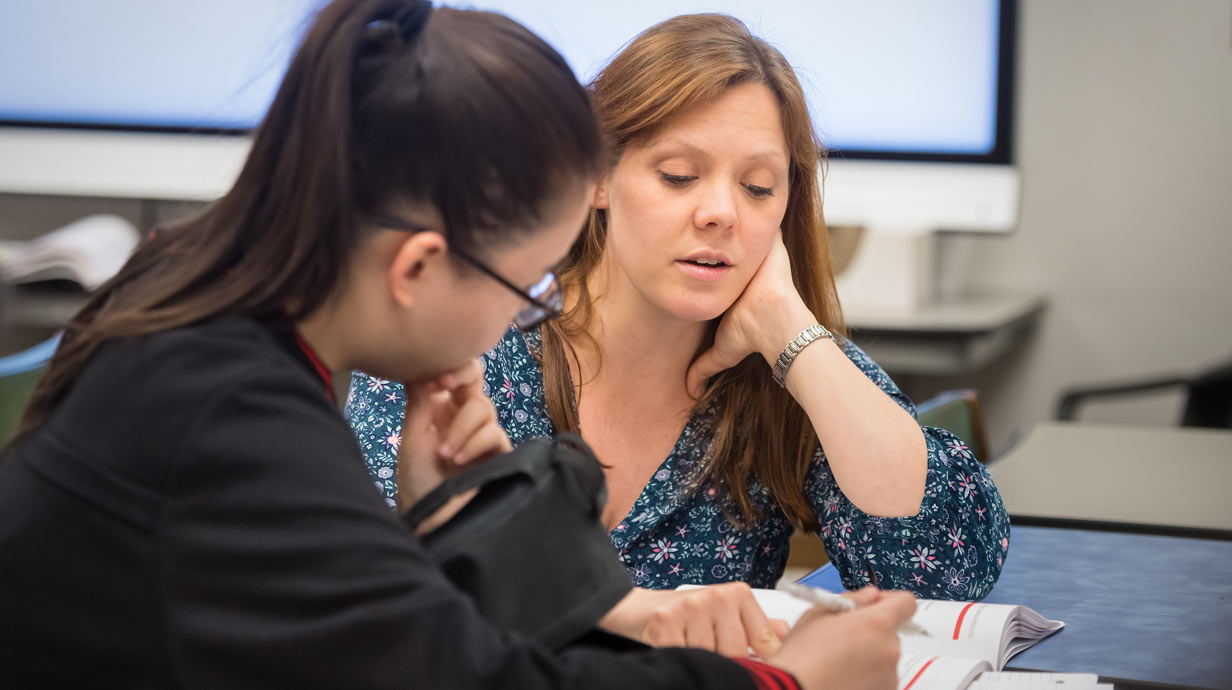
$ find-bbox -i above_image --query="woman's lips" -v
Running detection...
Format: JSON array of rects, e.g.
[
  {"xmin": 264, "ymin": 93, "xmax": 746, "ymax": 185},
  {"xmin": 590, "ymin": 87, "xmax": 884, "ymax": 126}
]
[{"xmin": 675, "ymin": 259, "xmax": 732, "ymax": 282}]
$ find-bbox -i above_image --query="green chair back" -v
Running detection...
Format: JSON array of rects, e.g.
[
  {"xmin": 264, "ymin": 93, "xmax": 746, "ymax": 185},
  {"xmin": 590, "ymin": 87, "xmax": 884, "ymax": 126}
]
[
  {"xmin": 0, "ymin": 333, "xmax": 61, "ymax": 447},
  {"xmin": 917, "ymin": 389, "xmax": 990, "ymax": 463},
  {"xmin": 0, "ymin": 367, "xmax": 46, "ymax": 446}
]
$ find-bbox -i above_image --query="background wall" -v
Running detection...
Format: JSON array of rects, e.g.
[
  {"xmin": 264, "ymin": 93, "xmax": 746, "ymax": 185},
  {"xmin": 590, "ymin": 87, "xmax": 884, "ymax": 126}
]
[
  {"xmin": 921, "ymin": 0, "xmax": 1232, "ymax": 452},
  {"xmin": 2, "ymin": 0, "xmax": 1230, "ymax": 444},
  {"xmin": 0, "ymin": 194, "xmax": 202, "ymax": 352}
]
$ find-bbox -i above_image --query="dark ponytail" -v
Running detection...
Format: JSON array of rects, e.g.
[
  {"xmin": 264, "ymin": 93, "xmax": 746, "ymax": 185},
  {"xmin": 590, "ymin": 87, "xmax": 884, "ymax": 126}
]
[{"xmin": 12, "ymin": 0, "xmax": 601, "ymax": 443}]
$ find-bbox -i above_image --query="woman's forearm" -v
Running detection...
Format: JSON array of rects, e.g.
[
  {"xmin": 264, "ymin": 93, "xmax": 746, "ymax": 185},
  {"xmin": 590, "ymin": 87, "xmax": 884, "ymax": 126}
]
[
  {"xmin": 783, "ymin": 340, "xmax": 927, "ymax": 516},
  {"xmin": 752, "ymin": 303, "xmax": 928, "ymax": 518}
]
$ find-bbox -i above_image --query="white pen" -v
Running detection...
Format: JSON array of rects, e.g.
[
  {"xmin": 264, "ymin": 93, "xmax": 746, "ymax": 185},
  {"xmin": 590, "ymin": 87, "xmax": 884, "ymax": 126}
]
[{"xmin": 778, "ymin": 582, "xmax": 931, "ymax": 637}]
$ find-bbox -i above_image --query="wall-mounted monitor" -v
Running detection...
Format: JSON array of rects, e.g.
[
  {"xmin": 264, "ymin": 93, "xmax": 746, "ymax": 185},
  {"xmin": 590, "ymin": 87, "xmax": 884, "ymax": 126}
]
[{"xmin": 0, "ymin": 0, "xmax": 1019, "ymax": 239}]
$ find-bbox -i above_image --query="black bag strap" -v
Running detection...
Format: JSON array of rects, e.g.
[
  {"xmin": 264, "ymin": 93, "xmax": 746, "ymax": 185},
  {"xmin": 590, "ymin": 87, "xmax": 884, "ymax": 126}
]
[
  {"xmin": 400, "ymin": 432, "xmax": 630, "ymax": 648},
  {"xmin": 548, "ymin": 432, "xmax": 605, "ymax": 519},
  {"xmin": 402, "ymin": 433, "xmax": 597, "ymax": 530},
  {"xmin": 402, "ymin": 439, "xmax": 545, "ymax": 530}
]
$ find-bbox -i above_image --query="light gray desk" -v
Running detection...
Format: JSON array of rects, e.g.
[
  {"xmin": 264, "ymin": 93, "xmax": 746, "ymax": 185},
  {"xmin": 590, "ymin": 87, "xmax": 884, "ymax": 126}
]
[
  {"xmin": 989, "ymin": 421, "xmax": 1232, "ymax": 535},
  {"xmin": 845, "ymin": 292, "xmax": 1046, "ymax": 376}
]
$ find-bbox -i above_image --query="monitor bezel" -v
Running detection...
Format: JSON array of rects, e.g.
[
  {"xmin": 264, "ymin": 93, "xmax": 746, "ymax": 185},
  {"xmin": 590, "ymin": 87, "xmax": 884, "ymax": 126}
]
[
  {"xmin": 0, "ymin": 0, "xmax": 1017, "ymax": 166},
  {"xmin": 828, "ymin": 0, "xmax": 1017, "ymax": 165}
]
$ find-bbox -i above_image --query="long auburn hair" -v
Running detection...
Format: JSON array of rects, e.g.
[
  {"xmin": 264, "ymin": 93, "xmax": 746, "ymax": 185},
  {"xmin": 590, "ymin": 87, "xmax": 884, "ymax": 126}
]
[
  {"xmin": 538, "ymin": 14, "xmax": 845, "ymax": 531},
  {"xmin": 11, "ymin": 0, "xmax": 600, "ymax": 445}
]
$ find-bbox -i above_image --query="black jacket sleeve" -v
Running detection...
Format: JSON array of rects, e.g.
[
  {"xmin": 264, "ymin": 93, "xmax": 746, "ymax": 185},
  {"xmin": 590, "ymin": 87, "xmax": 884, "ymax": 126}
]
[{"xmin": 161, "ymin": 361, "xmax": 755, "ymax": 690}]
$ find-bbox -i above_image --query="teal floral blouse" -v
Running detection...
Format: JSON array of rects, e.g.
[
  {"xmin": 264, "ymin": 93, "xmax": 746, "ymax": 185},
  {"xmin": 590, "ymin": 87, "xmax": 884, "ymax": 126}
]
[{"xmin": 345, "ymin": 326, "xmax": 1010, "ymax": 600}]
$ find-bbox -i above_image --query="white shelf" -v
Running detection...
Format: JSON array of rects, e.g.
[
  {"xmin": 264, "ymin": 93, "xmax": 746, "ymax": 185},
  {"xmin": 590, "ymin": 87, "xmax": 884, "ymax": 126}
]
[
  {"xmin": 845, "ymin": 291, "xmax": 1047, "ymax": 375},
  {"xmin": 0, "ymin": 127, "xmax": 247, "ymax": 201}
]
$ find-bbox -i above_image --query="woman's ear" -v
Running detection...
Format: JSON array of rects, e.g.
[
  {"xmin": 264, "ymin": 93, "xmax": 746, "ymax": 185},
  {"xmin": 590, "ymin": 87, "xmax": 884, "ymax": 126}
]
[
  {"xmin": 592, "ymin": 176, "xmax": 611, "ymax": 210},
  {"xmin": 388, "ymin": 231, "xmax": 448, "ymax": 308}
]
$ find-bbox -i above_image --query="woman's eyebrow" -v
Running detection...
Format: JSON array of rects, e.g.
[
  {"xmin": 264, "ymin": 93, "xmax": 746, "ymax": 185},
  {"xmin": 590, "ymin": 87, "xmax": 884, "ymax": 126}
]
[
  {"xmin": 649, "ymin": 138, "xmax": 786, "ymax": 166},
  {"xmin": 647, "ymin": 137, "xmax": 708, "ymax": 158},
  {"xmin": 744, "ymin": 150, "xmax": 789, "ymax": 164}
]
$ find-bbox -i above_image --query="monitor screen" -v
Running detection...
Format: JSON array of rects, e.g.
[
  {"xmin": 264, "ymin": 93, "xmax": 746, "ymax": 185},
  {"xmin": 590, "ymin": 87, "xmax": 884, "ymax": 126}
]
[{"xmin": 0, "ymin": 0, "xmax": 1013, "ymax": 163}]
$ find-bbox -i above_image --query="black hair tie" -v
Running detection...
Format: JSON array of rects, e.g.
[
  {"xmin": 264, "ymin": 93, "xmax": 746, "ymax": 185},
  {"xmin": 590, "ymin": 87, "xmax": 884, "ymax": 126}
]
[{"xmin": 391, "ymin": 1, "xmax": 432, "ymax": 40}]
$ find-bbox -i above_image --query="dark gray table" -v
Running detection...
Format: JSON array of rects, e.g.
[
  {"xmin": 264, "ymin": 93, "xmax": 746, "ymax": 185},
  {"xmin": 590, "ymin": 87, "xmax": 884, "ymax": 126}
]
[
  {"xmin": 799, "ymin": 525, "xmax": 1232, "ymax": 689},
  {"xmin": 981, "ymin": 525, "xmax": 1232, "ymax": 689}
]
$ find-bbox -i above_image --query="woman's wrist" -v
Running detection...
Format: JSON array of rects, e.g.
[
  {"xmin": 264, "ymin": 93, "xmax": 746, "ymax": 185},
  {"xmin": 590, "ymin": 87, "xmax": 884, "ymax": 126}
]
[
  {"xmin": 772, "ymin": 324, "xmax": 835, "ymax": 388},
  {"xmin": 597, "ymin": 587, "xmax": 662, "ymax": 639},
  {"xmin": 755, "ymin": 299, "xmax": 822, "ymax": 366}
]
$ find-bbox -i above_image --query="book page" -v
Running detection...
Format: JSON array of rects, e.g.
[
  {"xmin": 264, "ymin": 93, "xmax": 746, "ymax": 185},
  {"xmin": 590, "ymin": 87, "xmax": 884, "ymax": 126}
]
[
  {"xmin": 726, "ymin": 587, "xmax": 814, "ymax": 626},
  {"xmin": 968, "ymin": 671, "xmax": 1108, "ymax": 688},
  {"xmin": 900, "ymin": 600, "xmax": 1016, "ymax": 668},
  {"xmin": 718, "ymin": 588, "xmax": 1063, "ymax": 671},
  {"xmin": 998, "ymin": 607, "xmax": 1066, "ymax": 668},
  {"xmin": 0, "ymin": 214, "xmax": 138, "ymax": 289},
  {"xmin": 898, "ymin": 654, "xmax": 991, "ymax": 690}
]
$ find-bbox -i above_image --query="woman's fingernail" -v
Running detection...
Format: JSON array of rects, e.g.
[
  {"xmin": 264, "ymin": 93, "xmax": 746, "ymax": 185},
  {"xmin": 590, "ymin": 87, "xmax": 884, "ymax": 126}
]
[{"xmin": 438, "ymin": 443, "xmax": 452, "ymax": 457}]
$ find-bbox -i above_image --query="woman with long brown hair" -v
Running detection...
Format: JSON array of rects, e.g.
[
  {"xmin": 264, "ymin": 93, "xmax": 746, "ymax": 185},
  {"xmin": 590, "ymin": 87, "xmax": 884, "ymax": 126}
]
[
  {"xmin": 349, "ymin": 9, "xmax": 1003, "ymax": 644},
  {"xmin": 0, "ymin": 2, "xmax": 920, "ymax": 688}
]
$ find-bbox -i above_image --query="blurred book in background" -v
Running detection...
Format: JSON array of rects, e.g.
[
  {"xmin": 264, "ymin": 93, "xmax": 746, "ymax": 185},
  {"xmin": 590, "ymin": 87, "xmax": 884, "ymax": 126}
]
[{"xmin": 0, "ymin": 214, "xmax": 139, "ymax": 291}]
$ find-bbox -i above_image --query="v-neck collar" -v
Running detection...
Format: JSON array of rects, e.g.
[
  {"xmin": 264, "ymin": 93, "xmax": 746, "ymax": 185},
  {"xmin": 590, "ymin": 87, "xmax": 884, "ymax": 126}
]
[{"xmin": 520, "ymin": 326, "xmax": 719, "ymax": 550}]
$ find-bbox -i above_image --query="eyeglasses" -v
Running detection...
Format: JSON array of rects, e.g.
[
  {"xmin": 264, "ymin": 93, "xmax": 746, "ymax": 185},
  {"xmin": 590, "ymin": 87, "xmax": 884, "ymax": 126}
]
[{"xmin": 371, "ymin": 213, "xmax": 563, "ymax": 330}]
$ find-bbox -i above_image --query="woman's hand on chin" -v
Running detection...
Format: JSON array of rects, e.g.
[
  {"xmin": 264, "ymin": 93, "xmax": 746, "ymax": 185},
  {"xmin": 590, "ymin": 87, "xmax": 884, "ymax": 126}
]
[
  {"xmin": 598, "ymin": 583, "xmax": 790, "ymax": 658},
  {"xmin": 395, "ymin": 359, "xmax": 512, "ymax": 527},
  {"xmin": 686, "ymin": 230, "xmax": 817, "ymax": 398}
]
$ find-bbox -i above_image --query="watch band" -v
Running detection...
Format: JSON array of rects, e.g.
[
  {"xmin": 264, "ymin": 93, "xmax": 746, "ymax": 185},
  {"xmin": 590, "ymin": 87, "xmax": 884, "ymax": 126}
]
[{"xmin": 772, "ymin": 324, "xmax": 833, "ymax": 387}]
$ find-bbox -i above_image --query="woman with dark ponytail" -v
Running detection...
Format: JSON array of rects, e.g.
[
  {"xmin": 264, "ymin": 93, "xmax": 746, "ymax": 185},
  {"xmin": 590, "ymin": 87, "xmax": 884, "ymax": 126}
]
[{"xmin": 0, "ymin": 1, "xmax": 914, "ymax": 688}]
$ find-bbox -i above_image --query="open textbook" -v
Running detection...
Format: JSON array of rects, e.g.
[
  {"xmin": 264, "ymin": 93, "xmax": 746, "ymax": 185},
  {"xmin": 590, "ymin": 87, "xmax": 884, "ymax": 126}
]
[{"xmin": 736, "ymin": 588, "xmax": 1112, "ymax": 690}]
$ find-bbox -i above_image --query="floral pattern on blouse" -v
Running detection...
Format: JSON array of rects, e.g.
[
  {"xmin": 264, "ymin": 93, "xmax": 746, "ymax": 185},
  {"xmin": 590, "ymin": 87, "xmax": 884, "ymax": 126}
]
[{"xmin": 345, "ymin": 325, "xmax": 1011, "ymax": 600}]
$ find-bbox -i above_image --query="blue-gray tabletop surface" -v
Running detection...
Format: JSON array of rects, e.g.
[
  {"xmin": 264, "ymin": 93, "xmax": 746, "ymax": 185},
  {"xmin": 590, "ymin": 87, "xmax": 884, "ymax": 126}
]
[{"xmin": 982, "ymin": 525, "xmax": 1232, "ymax": 689}]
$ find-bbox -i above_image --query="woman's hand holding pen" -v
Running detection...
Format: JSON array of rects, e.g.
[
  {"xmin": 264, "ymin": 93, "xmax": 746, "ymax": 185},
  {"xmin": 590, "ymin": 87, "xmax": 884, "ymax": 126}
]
[
  {"xmin": 770, "ymin": 586, "xmax": 917, "ymax": 690},
  {"xmin": 602, "ymin": 583, "xmax": 914, "ymax": 690},
  {"xmin": 395, "ymin": 359, "xmax": 512, "ymax": 528}
]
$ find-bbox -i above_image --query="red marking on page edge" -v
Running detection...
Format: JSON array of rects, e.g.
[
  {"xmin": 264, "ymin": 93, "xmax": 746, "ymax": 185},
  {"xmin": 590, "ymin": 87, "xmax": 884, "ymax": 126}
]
[
  {"xmin": 953, "ymin": 601, "xmax": 977, "ymax": 640},
  {"xmin": 902, "ymin": 657, "xmax": 938, "ymax": 690}
]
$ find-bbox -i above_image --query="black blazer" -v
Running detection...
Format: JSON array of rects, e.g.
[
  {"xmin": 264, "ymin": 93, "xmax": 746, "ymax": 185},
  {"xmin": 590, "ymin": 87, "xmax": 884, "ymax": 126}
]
[{"xmin": 0, "ymin": 317, "xmax": 753, "ymax": 689}]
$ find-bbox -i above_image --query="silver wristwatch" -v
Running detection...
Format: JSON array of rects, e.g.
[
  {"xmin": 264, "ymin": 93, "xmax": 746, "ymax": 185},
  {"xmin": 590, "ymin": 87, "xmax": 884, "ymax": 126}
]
[{"xmin": 772, "ymin": 324, "xmax": 833, "ymax": 387}]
